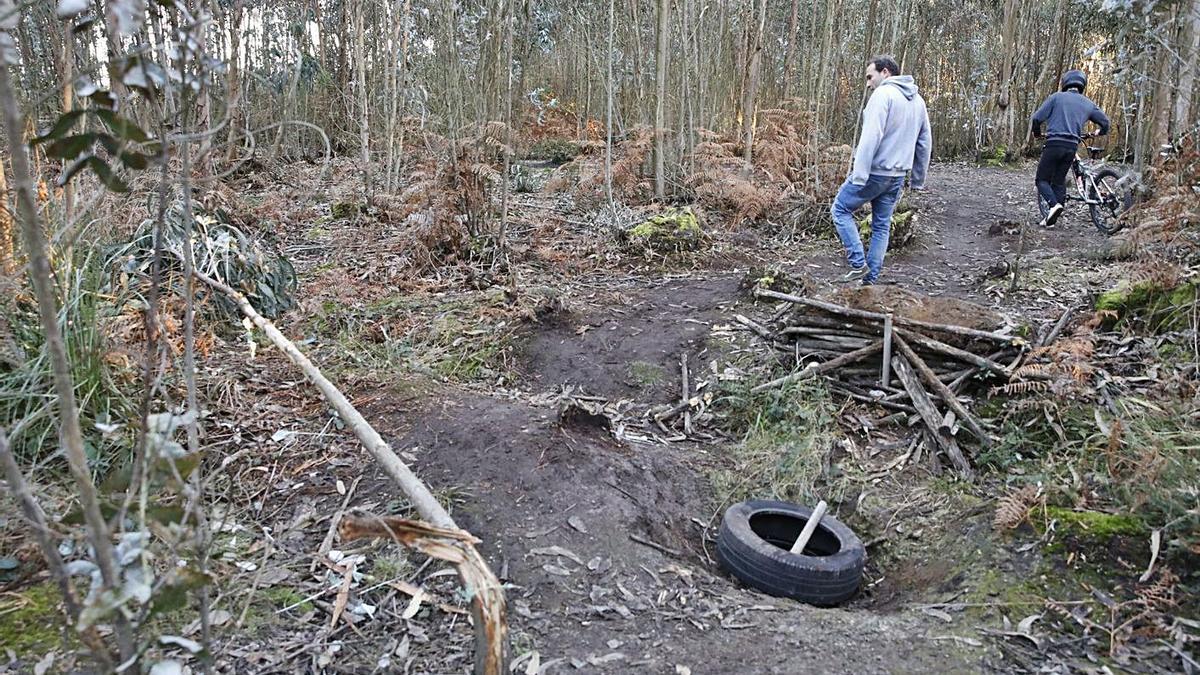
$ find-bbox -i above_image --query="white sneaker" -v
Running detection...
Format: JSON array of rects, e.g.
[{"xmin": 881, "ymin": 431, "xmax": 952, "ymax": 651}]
[
  {"xmin": 1045, "ymin": 203, "xmax": 1064, "ymax": 227},
  {"xmin": 841, "ymin": 266, "xmax": 868, "ymax": 282}
]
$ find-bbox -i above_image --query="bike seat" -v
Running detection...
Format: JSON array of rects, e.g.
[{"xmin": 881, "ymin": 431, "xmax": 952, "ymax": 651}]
[{"xmin": 1087, "ymin": 146, "xmax": 1104, "ymax": 159}]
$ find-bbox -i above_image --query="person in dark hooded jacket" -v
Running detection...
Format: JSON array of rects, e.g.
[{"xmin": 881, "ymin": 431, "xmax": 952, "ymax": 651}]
[{"xmin": 1030, "ymin": 69, "xmax": 1110, "ymax": 227}]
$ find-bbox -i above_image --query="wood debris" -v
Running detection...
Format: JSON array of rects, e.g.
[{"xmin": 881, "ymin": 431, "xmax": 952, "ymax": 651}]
[{"xmin": 744, "ymin": 289, "xmax": 1027, "ymax": 477}]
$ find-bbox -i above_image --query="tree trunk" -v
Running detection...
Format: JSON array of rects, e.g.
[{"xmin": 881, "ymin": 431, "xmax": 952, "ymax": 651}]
[
  {"xmin": 654, "ymin": 0, "xmax": 669, "ymax": 200},
  {"xmin": 1172, "ymin": 0, "xmax": 1200, "ymax": 139},
  {"xmin": 102, "ymin": 1, "xmax": 127, "ymax": 101},
  {"xmin": 782, "ymin": 0, "xmax": 801, "ymax": 99},
  {"xmin": 0, "ymin": 157, "xmax": 12, "ymax": 276},
  {"xmin": 0, "ymin": 58, "xmax": 134, "ymax": 665},
  {"xmin": 355, "ymin": 0, "xmax": 371, "ymax": 196},
  {"xmin": 223, "ymin": 0, "xmax": 244, "ymax": 164},
  {"xmin": 1147, "ymin": 20, "xmax": 1175, "ymax": 167},
  {"xmin": 814, "ymin": 0, "xmax": 839, "ymax": 124},
  {"xmin": 741, "ymin": 0, "xmax": 768, "ymax": 164},
  {"xmin": 605, "ymin": 0, "xmax": 615, "ymax": 211},
  {"xmin": 997, "ymin": 0, "xmax": 1018, "ymax": 147},
  {"xmin": 862, "ymin": 0, "xmax": 879, "ymax": 66}
]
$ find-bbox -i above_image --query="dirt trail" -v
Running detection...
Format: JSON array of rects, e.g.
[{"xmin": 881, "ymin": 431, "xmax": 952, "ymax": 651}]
[
  {"xmin": 794, "ymin": 163, "xmax": 1114, "ymax": 315},
  {"xmin": 318, "ymin": 162, "xmax": 1128, "ymax": 673}
]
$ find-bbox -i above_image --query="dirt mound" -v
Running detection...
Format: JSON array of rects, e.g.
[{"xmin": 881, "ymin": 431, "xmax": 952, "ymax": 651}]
[{"xmin": 824, "ymin": 285, "xmax": 1004, "ymax": 331}]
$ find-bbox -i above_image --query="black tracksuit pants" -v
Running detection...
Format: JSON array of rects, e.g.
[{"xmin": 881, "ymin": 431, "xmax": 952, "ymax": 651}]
[{"xmin": 1035, "ymin": 143, "xmax": 1076, "ymax": 207}]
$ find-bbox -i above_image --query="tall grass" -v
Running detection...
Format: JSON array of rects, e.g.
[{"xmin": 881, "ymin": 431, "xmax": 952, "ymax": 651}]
[{"xmin": 0, "ymin": 253, "xmax": 136, "ymax": 470}]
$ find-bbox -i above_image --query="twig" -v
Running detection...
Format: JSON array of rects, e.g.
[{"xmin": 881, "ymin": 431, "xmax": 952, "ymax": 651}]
[
  {"xmin": 310, "ymin": 476, "xmax": 363, "ymax": 574},
  {"xmin": 1039, "ymin": 303, "xmax": 1079, "ymax": 348},
  {"xmin": 1010, "ymin": 218, "xmax": 1028, "ymax": 292},
  {"xmin": 629, "ymin": 533, "xmax": 681, "ymax": 557}
]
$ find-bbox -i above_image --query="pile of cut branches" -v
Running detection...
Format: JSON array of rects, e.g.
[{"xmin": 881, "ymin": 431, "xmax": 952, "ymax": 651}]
[{"xmin": 741, "ymin": 289, "xmax": 1027, "ymax": 478}]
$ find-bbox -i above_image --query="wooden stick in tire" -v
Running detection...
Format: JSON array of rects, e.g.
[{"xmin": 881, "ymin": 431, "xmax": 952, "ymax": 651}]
[
  {"xmin": 194, "ymin": 270, "xmax": 508, "ymax": 675},
  {"xmin": 790, "ymin": 500, "xmax": 828, "ymax": 555}
]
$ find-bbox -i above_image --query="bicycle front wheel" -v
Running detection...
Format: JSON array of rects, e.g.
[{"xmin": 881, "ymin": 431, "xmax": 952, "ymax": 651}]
[{"xmin": 1087, "ymin": 168, "xmax": 1133, "ymax": 235}]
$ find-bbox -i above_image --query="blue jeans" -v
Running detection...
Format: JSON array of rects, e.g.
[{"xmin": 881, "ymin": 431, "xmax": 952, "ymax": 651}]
[{"xmin": 831, "ymin": 174, "xmax": 904, "ymax": 282}]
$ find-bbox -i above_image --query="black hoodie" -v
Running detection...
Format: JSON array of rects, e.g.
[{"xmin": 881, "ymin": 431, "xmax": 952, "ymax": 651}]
[{"xmin": 1031, "ymin": 90, "xmax": 1110, "ymax": 148}]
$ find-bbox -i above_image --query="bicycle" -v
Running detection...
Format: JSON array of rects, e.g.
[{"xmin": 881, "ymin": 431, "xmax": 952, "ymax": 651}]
[{"xmin": 1036, "ymin": 133, "xmax": 1134, "ymax": 235}]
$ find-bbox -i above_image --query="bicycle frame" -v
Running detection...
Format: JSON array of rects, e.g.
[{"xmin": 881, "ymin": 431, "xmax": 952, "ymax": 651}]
[{"xmin": 1064, "ymin": 152, "xmax": 1107, "ymax": 206}]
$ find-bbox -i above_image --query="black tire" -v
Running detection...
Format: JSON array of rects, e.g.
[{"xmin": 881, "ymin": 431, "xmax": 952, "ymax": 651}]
[
  {"xmin": 716, "ymin": 499, "xmax": 865, "ymax": 606},
  {"xmin": 1087, "ymin": 167, "xmax": 1133, "ymax": 235}
]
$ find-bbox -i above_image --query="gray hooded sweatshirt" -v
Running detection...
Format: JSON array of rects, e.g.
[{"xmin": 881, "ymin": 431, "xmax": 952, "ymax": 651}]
[{"xmin": 850, "ymin": 75, "xmax": 933, "ymax": 188}]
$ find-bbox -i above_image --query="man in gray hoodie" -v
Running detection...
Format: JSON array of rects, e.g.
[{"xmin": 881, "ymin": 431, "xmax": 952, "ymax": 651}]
[{"xmin": 832, "ymin": 56, "xmax": 932, "ymax": 285}]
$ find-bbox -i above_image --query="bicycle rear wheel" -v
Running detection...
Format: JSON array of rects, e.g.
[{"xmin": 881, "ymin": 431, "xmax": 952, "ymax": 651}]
[{"xmin": 1087, "ymin": 168, "xmax": 1133, "ymax": 235}]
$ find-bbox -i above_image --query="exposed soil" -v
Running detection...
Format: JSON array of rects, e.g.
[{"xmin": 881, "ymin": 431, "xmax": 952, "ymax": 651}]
[{"xmin": 515, "ymin": 275, "xmax": 742, "ymax": 402}]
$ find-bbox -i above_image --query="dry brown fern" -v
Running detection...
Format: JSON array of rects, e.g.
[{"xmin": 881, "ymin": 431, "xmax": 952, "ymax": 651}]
[
  {"xmin": 990, "ymin": 380, "xmax": 1051, "ymax": 396},
  {"xmin": 993, "ymin": 485, "xmax": 1039, "ymax": 531},
  {"xmin": 1011, "ymin": 363, "xmax": 1053, "ymax": 380},
  {"xmin": 1135, "ymin": 568, "xmax": 1179, "ymax": 612}
]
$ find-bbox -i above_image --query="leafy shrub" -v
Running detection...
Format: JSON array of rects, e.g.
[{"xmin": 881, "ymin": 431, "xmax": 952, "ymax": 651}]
[
  {"xmin": 527, "ymin": 138, "xmax": 579, "ymax": 164},
  {"xmin": 109, "ymin": 201, "xmax": 297, "ymax": 320}
]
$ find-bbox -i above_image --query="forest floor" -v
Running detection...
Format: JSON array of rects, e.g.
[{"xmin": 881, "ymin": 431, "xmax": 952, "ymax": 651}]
[
  {"xmin": 5, "ymin": 160, "xmax": 1189, "ymax": 674},
  {"xmin": 181, "ymin": 160, "xmax": 1171, "ymax": 675}
]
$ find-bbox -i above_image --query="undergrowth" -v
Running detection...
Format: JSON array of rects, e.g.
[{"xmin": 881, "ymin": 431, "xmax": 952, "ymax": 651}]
[
  {"xmin": 988, "ymin": 394, "xmax": 1199, "ymax": 556},
  {"xmin": 306, "ymin": 292, "xmax": 517, "ymax": 385},
  {"xmin": 0, "ymin": 254, "xmax": 137, "ymax": 468},
  {"xmin": 710, "ymin": 375, "xmax": 842, "ymax": 509}
]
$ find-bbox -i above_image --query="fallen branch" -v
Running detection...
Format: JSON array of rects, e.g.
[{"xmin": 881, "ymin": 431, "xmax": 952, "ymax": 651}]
[
  {"xmin": 894, "ymin": 327, "xmax": 1011, "ymax": 378},
  {"xmin": 755, "ymin": 288, "xmax": 1020, "ymax": 345},
  {"xmin": 680, "ymin": 353, "xmax": 693, "ymax": 435},
  {"xmin": 826, "ymin": 381, "xmax": 918, "ymax": 414},
  {"xmin": 195, "ymin": 270, "xmax": 508, "ymax": 675},
  {"xmin": 752, "ymin": 341, "xmax": 884, "ymax": 393},
  {"xmin": 629, "ymin": 532, "xmax": 682, "ymax": 557},
  {"xmin": 891, "ymin": 355, "xmax": 973, "ymax": 479},
  {"xmin": 311, "ymin": 476, "xmax": 363, "ymax": 574},
  {"xmin": 734, "ymin": 313, "xmax": 775, "ymax": 341},
  {"xmin": 1038, "ymin": 303, "xmax": 1079, "ymax": 348}
]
